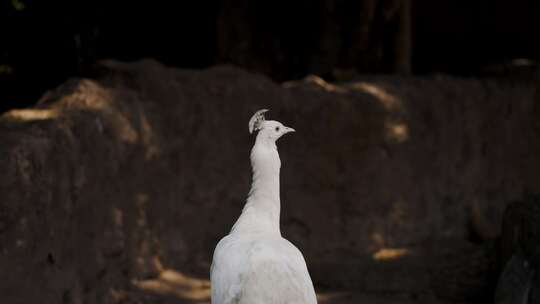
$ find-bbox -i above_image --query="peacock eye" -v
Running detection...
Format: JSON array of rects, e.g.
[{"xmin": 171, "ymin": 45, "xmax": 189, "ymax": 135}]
[{"xmin": 275, "ymin": 126, "xmax": 280, "ymax": 132}]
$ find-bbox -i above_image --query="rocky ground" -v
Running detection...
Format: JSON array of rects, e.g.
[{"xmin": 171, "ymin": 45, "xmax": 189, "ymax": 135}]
[{"xmin": 1, "ymin": 59, "xmax": 539, "ymax": 304}]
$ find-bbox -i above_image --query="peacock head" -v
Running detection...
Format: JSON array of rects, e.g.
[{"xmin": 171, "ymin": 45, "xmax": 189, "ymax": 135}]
[{"xmin": 248, "ymin": 109, "xmax": 295, "ymax": 142}]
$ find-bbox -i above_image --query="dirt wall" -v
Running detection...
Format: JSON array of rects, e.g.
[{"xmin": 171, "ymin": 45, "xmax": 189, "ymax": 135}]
[{"xmin": 1, "ymin": 59, "xmax": 539, "ymax": 303}]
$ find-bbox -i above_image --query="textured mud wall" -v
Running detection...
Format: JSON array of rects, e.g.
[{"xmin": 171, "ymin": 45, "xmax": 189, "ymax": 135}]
[{"xmin": 1, "ymin": 60, "xmax": 539, "ymax": 303}]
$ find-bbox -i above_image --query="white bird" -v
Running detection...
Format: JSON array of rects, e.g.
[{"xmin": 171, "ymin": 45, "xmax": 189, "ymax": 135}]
[{"xmin": 210, "ymin": 109, "xmax": 317, "ymax": 304}]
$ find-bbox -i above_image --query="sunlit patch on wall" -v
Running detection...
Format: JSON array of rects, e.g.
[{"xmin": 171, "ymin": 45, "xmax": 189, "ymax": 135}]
[
  {"xmin": 349, "ymin": 82, "xmax": 402, "ymax": 111},
  {"xmin": 372, "ymin": 248, "xmax": 410, "ymax": 261},
  {"xmin": 385, "ymin": 119, "xmax": 409, "ymax": 143},
  {"xmin": 133, "ymin": 269, "xmax": 211, "ymax": 301},
  {"xmin": 55, "ymin": 79, "xmax": 139, "ymax": 144},
  {"xmin": 285, "ymin": 74, "xmax": 347, "ymax": 93},
  {"xmin": 3, "ymin": 108, "xmax": 59, "ymax": 121}
]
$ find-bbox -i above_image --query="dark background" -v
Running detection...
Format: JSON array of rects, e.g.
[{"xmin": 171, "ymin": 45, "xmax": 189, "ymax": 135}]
[
  {"xmin": 1, "ymin": 0, "xmax": 540, "ymax": 113},
  {"xmin": 1, "ymin": 1, "xmax": 540, "ymax": 303}
]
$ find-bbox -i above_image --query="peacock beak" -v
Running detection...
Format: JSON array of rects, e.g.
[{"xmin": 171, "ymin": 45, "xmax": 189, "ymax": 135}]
[{"xmin": 284, "ymin": 126, "xmax": 295, "ymax": 133}]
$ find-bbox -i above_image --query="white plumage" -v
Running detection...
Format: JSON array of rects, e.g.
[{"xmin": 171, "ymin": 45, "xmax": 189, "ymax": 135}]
[{"xmin": 211, "ymin": 110, "xmax": 317, "ymax": 304}]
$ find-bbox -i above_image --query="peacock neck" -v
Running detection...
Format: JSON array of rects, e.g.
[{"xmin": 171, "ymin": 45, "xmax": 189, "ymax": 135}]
[{"xmin": 231, "ymin": 135, "xmax": 281, "ymax": 235}]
